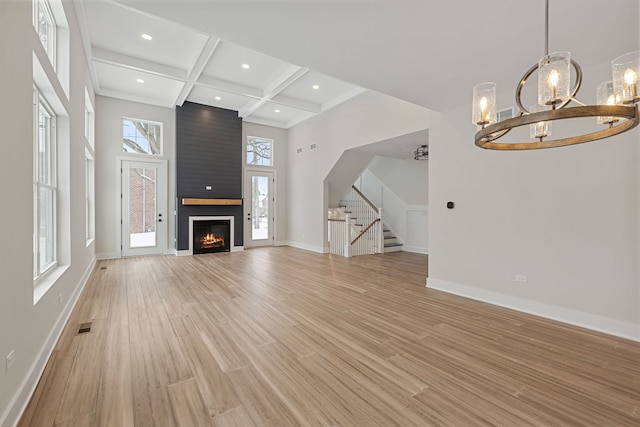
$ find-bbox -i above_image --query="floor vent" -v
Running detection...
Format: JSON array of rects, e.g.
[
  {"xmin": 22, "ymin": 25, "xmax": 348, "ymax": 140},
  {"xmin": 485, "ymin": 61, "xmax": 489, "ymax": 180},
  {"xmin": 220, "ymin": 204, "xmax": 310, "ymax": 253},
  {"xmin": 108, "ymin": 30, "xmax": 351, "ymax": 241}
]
[
  {"xmin": 77, "ymin": 323, "xmax": 92, "ymax": 335},
  {"xmin": 100, "ymin": 266, "xmax": 107, "ymax": 270}
]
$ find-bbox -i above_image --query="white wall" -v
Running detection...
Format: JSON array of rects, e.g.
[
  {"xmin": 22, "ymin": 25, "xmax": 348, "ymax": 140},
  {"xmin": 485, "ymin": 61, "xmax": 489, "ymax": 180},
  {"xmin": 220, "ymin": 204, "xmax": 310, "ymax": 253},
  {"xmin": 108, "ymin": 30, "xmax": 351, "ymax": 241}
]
[
  {"xmin": 359, "ymin": 157, "xmax": 429, "ymax": 253},
  {"xmin": 287, "ymin": 91, "xmax": 431, "ymax": 253},
  {"xmin": 95, "ymin": 96, "xmax": 176, "ymax": 258},
  {"xmin": 365, "ymin": 156, "xmax": 428, "ymax": 205},
  {"xmin": 0, "ymin": 1, "xmax": 96, "ymax": 425},
  {"xmin": 428, "ymin": 60, "xmax": 640, "ymax": 340},
  {"xmin": 242, "ymin": 122, "xmax": 288, "ymax": 245}
]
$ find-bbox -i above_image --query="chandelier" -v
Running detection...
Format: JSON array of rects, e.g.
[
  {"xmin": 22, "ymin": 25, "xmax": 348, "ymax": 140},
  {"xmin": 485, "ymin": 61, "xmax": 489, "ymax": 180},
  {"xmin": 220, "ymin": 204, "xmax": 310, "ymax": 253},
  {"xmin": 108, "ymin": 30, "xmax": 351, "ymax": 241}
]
[
  {"xmin": 414, "ymin": 144, "xmax": 429, "ymax": 160},
  {"xmin": 472, "ymin": 0, "xmax": 639, "ymax": 150}
]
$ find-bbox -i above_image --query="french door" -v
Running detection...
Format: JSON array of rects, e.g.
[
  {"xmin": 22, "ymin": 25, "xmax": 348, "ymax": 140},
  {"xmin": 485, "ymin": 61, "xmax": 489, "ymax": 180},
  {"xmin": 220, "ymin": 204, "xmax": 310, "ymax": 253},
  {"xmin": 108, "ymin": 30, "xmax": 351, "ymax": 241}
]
[
  {"xmin": 244, "ymin": 170, "xmax": 275, "ymax": 247},
  {"xmin": 121, "ymin": 159, "xmax": 167, "ymax": 256}
]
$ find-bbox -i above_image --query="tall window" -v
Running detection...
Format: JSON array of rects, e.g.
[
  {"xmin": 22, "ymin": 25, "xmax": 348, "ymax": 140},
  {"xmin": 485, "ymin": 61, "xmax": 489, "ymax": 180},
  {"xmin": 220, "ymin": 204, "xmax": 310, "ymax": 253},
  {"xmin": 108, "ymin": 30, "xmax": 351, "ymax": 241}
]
[
  {"xmin": 85, "ymin": 151, "xmax": 95, "ymax": 243},
  {"xmin": 123, "ymin": 118, "xmax": 162, "ymax": 155},
  {"xmin": 33, "ymin": 0, "xmax": 56, "ymax": 66},
  {"xmin": 34, "ymin": 89, "xmax": 57, "ymax": 279},
  {"xmin": 85, "ymin": 90, "xmax": 95, "ymax": 244},
  {"xmin": 247, "ymin": 136, "xmax": 273, "ymax": 166}
]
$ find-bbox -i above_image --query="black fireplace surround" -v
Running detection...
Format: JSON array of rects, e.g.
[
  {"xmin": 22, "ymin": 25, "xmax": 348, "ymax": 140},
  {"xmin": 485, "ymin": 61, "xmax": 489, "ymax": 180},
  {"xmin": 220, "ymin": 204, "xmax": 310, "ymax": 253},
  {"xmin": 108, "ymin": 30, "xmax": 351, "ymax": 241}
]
[{"xmin": 176, "ymin": 101, "xmax": 243, "ymax": 251}]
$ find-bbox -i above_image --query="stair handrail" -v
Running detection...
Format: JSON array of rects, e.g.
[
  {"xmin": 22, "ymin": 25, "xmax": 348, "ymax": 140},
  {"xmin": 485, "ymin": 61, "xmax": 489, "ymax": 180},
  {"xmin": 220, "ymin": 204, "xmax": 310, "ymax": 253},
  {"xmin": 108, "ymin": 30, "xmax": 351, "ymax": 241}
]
[
  {"xmin": 351, "ymin": 218, "xmax": 380, "ymax": 245},
  {"xmin": 351, "ymin": 185, "xmax": 379, "ymax": 213}
]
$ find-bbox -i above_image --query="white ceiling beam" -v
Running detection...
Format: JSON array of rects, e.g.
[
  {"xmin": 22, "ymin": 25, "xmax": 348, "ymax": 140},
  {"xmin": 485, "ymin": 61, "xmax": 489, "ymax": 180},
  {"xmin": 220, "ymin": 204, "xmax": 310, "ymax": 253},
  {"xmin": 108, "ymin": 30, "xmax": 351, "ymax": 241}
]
[
  {"xmin": 73, "ymin": 0, "xmax": 100, "ymax": 93},
  {"xmin": 174, "ymin": 36, "xmax": 220, "ymax": 107},
  {"xmin": 195, "ymin": 75, "xmax": 263, "ymax": 99},
  {"xmin": 270, "ymin": 94, "xmax": 321, "ymax": 113},
  {"xmin": 239, "ymin": 66, "xmax": 308, "ymax": 118},
  {"xmin": 242, "ymin": 116, "xmax": 288, "ymax": 129},
  {"xmin": 92, "ymin": 47, "xmax": 187, "ymax": 81},
  {"xmin": 97, "ymin": 87, "xmax": 176, "ymax": 109}
]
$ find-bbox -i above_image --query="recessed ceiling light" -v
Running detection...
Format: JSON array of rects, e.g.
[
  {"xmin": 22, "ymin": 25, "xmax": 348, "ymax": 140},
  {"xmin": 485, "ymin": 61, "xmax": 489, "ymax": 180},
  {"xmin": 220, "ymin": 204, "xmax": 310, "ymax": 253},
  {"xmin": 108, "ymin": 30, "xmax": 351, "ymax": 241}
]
[
  {"xmin": 274, "ymin": 109, "xmax": 281, "ymax": 113},
  {"xmin": 141, "ymin": 34, "xmax": 152, "ymax": 41},
  {"xmin": 214, "ymin": 96, "xmax": 222, "ymax": 101},
  {"xmin": 136, "ymin": 78, "xmax": 144, "ymax": 83},
  {"xmin": 312, "ymin": 85, "xmax": 320, "ymax": 90},
  {"xmin": 241, "ymin": 63, "xmax": 250, "ymax": 69}
]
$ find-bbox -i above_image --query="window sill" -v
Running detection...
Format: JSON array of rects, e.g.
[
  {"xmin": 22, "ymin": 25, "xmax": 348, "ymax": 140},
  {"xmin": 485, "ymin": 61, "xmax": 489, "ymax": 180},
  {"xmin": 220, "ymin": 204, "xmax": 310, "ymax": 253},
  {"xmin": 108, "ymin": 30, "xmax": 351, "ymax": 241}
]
[{"xmin": 34, "ymin": 264, "xmax": 69, "ymax": 305}]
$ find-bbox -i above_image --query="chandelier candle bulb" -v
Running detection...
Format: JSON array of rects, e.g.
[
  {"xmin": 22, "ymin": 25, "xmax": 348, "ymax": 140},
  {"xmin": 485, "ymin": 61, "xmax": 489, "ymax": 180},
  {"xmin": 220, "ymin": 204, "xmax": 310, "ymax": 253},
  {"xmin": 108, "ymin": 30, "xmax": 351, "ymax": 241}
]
[
  {"xmin": 480, "ymin": 97, "xmax": 487, "ymax": 123},
  {"xmin": 538, "ymin": 52, "xmax": 570, "ymax": 107},
  {"xmin": 472, "ymin": 82, "xmax": 496, "ymax": 127},
  {"xmin": 529, "ymin": 104, "xmax": 551, "ymax": 140},
  {"xmin": 548, "ymin": 70, "xmax": 559, "ymax": 104},
  {"xmin": 596, "ymin": 81, "xmax": 619, "ymax": 126},
  {"xmin": 624, "ymin": 69, "xmax": 637, "ymax": 99},
  {"xmin": 612, "ymin": 51, "xmax": 640, "ymax": 104}
]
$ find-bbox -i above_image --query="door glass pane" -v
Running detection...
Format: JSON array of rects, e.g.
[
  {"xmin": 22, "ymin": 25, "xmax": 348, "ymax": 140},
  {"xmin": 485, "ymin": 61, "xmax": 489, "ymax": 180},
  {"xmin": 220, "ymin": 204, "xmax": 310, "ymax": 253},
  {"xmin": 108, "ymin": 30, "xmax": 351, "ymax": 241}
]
[
  {"xmin": 129, "ymin": 167, "xmax": 156, "ymax": 247},
  {"xmin": 251, "ymin": 175, "xmax": 269, "ymax": 240}
]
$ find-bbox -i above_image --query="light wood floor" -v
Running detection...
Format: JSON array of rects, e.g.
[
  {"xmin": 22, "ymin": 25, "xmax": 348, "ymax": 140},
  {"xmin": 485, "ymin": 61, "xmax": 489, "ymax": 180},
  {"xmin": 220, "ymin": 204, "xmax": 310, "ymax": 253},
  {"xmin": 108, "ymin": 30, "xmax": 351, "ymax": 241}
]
[{"xmin": 19, "ymin": 247, "xmax": 640, "ymax": 426}]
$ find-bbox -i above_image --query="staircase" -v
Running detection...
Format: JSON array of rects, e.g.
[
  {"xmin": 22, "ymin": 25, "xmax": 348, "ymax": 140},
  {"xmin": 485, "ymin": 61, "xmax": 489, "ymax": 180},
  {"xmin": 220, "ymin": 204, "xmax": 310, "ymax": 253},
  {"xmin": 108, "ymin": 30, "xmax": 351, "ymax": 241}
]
[
  {"xmin": 383, "ymin": 227, "xmax": 403, "ymax": 252},
  {"xmin": 328, "ymin": 185, "xmax": 402, "ymax": 257}
]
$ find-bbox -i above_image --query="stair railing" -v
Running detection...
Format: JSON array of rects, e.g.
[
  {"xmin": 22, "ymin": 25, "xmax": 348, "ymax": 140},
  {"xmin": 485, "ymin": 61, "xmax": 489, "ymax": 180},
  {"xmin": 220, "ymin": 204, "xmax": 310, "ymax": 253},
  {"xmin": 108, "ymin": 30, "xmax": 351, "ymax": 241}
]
[{"xmin": 329, "ymin": 185, "xmax": 383, "ymax": 257}]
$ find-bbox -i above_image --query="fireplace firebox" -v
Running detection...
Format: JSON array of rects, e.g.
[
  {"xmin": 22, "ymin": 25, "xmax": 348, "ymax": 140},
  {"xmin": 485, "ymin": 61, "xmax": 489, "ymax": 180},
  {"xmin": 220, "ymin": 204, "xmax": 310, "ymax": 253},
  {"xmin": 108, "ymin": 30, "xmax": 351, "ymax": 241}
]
[{"xmin": 192, "ymin": 220, "xmax": 230, "ymax": 254}]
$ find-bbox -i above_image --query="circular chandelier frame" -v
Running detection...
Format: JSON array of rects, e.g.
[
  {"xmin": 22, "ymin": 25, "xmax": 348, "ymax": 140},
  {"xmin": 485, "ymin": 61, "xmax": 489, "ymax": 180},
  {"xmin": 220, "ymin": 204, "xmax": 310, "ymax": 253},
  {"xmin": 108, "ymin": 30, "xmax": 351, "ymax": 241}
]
[{"xmin": 475, "ymin": 105, "xmax": 639, "ymax": 150}]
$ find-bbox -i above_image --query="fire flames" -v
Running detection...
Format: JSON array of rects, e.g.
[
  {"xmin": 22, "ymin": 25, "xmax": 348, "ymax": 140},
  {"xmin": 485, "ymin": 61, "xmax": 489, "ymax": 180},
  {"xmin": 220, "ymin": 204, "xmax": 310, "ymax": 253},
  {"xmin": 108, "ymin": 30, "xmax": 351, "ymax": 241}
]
[{"xmin": 200, "ymin": 233, "xmax": 225, "ymax": 249}]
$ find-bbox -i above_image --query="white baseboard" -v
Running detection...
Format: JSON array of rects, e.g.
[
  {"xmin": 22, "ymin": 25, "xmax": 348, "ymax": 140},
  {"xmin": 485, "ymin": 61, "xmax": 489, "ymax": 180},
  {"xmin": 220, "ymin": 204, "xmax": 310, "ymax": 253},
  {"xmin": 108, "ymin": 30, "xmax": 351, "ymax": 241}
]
[
  {"xmin": 426, "ymin": 277, "xmax": 640, "ymax": 342},
  {"xmin": 96, "ymin": 251, "xmax": 120, "ymax": 260},
  {"xmin": 403, "ymin": 245, "xmax": 428, "ymax": 254},
  {"xmin": 2, "ymin": 257, "xmax": 96, "ymax": 427},
  {"xmin": 285, "ymin": 241, "xmax": 326, "ymax": 254}
]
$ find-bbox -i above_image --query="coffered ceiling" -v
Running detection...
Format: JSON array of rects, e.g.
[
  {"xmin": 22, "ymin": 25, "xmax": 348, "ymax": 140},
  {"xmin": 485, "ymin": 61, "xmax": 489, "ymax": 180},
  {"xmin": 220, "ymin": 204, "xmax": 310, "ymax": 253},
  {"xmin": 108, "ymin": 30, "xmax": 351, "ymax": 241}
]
[
  {"xmin": 76, "ymin": 0, "xmax": 365, "ymax": 128},
  {"xmin": 76, "ymin": 0, "xmax": 639, "ymax": 130}
]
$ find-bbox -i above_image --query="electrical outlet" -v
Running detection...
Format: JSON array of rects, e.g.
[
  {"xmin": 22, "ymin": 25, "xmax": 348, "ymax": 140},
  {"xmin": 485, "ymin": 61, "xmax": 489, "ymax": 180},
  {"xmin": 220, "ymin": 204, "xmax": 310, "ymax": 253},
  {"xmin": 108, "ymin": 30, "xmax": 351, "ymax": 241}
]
[
  {"xmin": 6, "ymin": 350, "xmax": 15, "ymax": 372},
  {"xmin": 515, "ymin": 274, "xmax": 527, "ymax": 283}
]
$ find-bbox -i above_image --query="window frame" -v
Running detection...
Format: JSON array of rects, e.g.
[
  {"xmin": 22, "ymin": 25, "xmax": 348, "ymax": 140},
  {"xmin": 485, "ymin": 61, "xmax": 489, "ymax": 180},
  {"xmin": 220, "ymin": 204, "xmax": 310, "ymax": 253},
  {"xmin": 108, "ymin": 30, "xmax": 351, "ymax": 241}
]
[
  {"xmin": 122, "ymin": 117, "xmax": 163, "ymax": 156},
  {"xmin": 84, "ymin": 90, "xmax": 95, "ymax": 245},
  {"xmin": 33, "ymin": 0, "xmax": 56, "ymax": 67},
  {"xmin": 246, "ymin": 136, "xmax": 274, "ymax": 167},
  {"xmin": 33, "ymin": 87, "xmax": 58, "ymax": 280}
]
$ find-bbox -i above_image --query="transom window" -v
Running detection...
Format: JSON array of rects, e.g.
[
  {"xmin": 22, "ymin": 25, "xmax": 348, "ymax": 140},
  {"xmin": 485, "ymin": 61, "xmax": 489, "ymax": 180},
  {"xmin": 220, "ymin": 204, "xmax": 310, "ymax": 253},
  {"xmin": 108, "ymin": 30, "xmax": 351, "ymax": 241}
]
[
  {"xmin": 247, "ymin": 136, "xmax": 273, "ymax": 166},
  {"xmin": 34, "ymin": 90, "xmax": 57, "ymax": 279},
  {"xmin": 33, "ymin": 0, "xmax": 56, "ymax": 66},
  {"xmin": 123, "ymin": 118, "xmax": 162, "ymax": 155}
]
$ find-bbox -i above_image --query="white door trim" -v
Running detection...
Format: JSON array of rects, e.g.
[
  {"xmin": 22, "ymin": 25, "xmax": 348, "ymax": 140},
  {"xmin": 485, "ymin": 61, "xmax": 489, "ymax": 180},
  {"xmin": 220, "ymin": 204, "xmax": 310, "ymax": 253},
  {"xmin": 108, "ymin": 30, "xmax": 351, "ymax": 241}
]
[
  {"xmin": 244, "ymin": 168, "xmax": 276, "ymax": 248},
  {"xmin": 118, "ymin": 157, "xmax": 168, "ymax": 257}
]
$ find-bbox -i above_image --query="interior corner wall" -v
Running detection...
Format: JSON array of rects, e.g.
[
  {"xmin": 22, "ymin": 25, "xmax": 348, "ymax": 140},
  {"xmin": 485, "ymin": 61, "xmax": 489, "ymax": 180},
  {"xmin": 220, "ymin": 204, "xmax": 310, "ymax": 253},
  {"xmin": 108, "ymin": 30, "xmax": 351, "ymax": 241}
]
[
  {"xmin": 0, "ymin": 1, "xmax": 97, "ymax": 425},
  {"xmin": 427, "ymin": 61, "xmax": 640, "ymax": 341},
  {"xmin": 95, "ymin": 96, "xmax": 177, "ymax": 258},
  {"xmin": 242, "ymin": 122, "xmax": 288, "ymax": 244},
  {"xmin": 286, "ymin": 90, "xmax": 431, "ymax": 253}
]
